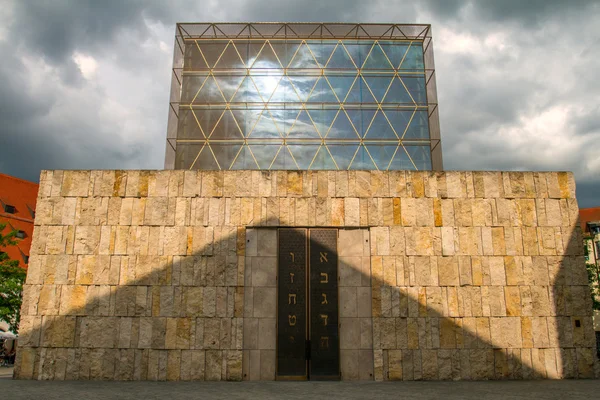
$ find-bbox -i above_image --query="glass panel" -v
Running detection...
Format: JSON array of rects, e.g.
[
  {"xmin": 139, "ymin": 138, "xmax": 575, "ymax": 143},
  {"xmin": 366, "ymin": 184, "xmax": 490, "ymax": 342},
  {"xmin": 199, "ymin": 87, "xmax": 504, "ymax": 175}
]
[
  {"xmin": 184, "ymin": 43, "xmax": 208, "ymax": 70},
  {"xmin": 193, "ymin": 145, "xmax": 220, "ymax": 170},
  {"xmin": 363, "ymin": 75, "xmax": 393, "ymax": 102},
  {"xmin": 288, "ymin": 144, "xmax": 320, "ymax": 170},
  {"xmin": 288, "ymin": 43, "xmax": 320, "ymax": 69},
  {"xmin": 349, "ymin": 145, "xmax": 376, "ymax": 170},
  {"xmin": 252, "ymin": 42, "xmax": 282, "ymax": 68},
  {"xmin": 365, "ymin": 145, "xmax": 397, "ymax": 170},
  {"xmin": 181, "ymin": 75, "xmax": 208, "ymax": 103},
  {"xmin": 209, "ymin": 110, "xmax": 244, "ymax": 139},
  {"xmin": 382, "ymin": 110, "xmax": 412, "ymax": 139},
  {"xmin": 288, "ymin": 75, "xmax": 320, "ymax": 102},
  {"xmin": 327, "ymin": 44, "xmax": 356, "ymax": 69},
  {"xmin": 406, "ymin": 145, "xmax": 432, "ymax": 170},
  {"xmin": 364, "ymin": 110, "xmax": 398, "ymax": 139},
  {"xmin": 345, "ymin": 77, "xmax": 376, "ymax": 104},
  {"xmin": 307, "ymin": 109, "xmax": 337, "ymax": 138},
  {"xmin": 400, "ymin": 43, "xmax": 425, "ymax": 70},
  {"xmin": 288, "ymin": 110, "xmax": 320, "ymax": 139},
  {"xmin": 310, "ymin": 146, "xmax": 337, "ymax": 170},
  {"xmin": 235, "ymin": 109, "xmax": 263, "ymax": 137},
  {"xmin": 214, "ymin": 75, "xmax": 246, "ymax": 102},
  {"xmin": 271, "ymin": 146, "xmax": 298, "ymax": 169},
  {"xmin": 271, "ymin": 41, "xmax": 301, "ymax": 69},
  {"xmin": 177, "ymin": 110, "xmax": 203, "ymax": 139},
  {"xmin": 310, "ymin": 42, "xmax": 337, "ymax": 68},
  {"xmin": 194, "ymin": 76, "xmax": 226, "ymax": 103},
  {"xmin": 379, "ymin": 42, "xmax": 410, "ymax": 69},
  {"xmin": 403, "ymin": 111, "xmax": 430, "ymax": 139},
  {"xmin": 328, "ymin": 144, "xmax": 359, "ymax": 170},
  {"xmin": 249, "ymin": 145, "xmax": 279, "ymax": 169},
  {"xmin": 235, "ymin": 41, "xmax": 261, "ymax": 67},
  {"xmin": 211, "ymin": 143, "xmax": 243, "ymax": 170},
  {"xmin": 213, "ymin": 43, "xmax": 245, "ymax": 69},
  {"xmin": 402, "ymin": 76, "xmax": 427, "ymax": 105},
  {"xmin": 383, "ymin": 77, "xmax": 414, "ymax": 104},
  {"xmin": 325, "ymin": 74, "xmax": 357, "ymax": 102},
  {"xmin": 252, "ymin": 74, "xmax": 284, "ymax": 102},
  {"xmin": 362, "ymin": 43, "xmax": 394, "ymax": 70},
  {"xmin": 175, "ymin": 143, "xmax": 203, "ymax": 169},
  {"xmin": 231, "ymin": 76, "xmax": 262, "ymax": 103},
  {"xmin": 197, "ymin": 42, "xmax": 228, "ymax": 68},
  {"xmin": 307, "ymin": 77, "xmax": 338, "ymax": 103},
  {"xmin": 231, "ymin": 145, "xmax": 259, "ymax": 169},
  {"xmin": 388, "ymin": 146, "xmax": 416, "ymax": 170},
  {"xmin": 344, "ymin": 42, "xmax": 373, "ymax": 69},
  {"xmin": 270, "ymin": 76, "xmax": 301, "ymax": 103},
  {"xmin": 249, "ymin": 110, "xmax": 282, "ymax": 138},
  {"xmin": 357, "ymin": 109, "xmax": 377, "ymax": 138},
  {"xmin": 327, "ymin": 110, "xmax": 360, "ymax": 139},
  {"xmin": 196, "ymin": 109, "xmax": 225, "ymax": 138}
]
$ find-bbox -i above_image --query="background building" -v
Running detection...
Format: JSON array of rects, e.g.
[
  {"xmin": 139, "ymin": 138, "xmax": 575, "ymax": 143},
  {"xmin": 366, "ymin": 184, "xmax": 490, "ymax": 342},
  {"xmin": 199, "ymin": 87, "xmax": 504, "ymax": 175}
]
[
  {"xmin": 0, "ymin": 173, "xmax": 38, "ymax": 268},
  {"xmin": 164, "ymin": 23, "xmax": 442, "ymax": 171}
]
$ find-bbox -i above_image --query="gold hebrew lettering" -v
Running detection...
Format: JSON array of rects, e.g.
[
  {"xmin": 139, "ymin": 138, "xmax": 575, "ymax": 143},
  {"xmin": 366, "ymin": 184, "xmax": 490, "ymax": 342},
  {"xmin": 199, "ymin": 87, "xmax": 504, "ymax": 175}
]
[
  {"xmin": 321, "ymin": 293, "xmax": 328, "ymax": 305},
  {"xmin": 290, "ymin": 335, "xmax": 295, "ymax": 343},
  {"xmin": 288, "ymin": 315, "xmax": 297, "ymax": 326},
  {"xmin": 320, "ymin": 314, "xmax": 328, "ymax": 326},
  {"xmin": 320, "ymin": 272, "xmax": 328, "ymax": 283},
  {"xmin": 319, "ymin": 252, "xmax": 328, "ymax": 263},
  {"xmin": 290, "ymin": 272, "xmax": 294, "ymax": 283},
  {"xmin": 320, "ymin": 336, "xmax": 329, "ymax": 349},
  {"xmin": 288, "ymin": 293, "xmax": 297, "ymax": 305},
  {"xmin": 290, "ymin": 252, "xmax": 295, "ymax": 263}
]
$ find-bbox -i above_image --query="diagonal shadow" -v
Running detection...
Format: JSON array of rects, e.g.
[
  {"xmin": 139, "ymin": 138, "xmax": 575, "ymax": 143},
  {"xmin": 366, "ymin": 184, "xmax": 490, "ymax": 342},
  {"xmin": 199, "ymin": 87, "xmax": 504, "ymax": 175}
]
[{"xmin": 12, "ymin": 170, "xmax": 600, "ymax": 381}]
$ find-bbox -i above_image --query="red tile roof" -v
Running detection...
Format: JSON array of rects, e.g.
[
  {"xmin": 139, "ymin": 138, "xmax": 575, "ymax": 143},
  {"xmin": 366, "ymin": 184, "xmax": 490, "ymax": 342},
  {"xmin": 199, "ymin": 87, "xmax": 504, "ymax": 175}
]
[
  {"xmin": 0, "ymin": 173, "xmax": 39, "ymax": 268},
  {"xmin": 579, "ymin": 206, "xmax": 600, "ymax": 234}
]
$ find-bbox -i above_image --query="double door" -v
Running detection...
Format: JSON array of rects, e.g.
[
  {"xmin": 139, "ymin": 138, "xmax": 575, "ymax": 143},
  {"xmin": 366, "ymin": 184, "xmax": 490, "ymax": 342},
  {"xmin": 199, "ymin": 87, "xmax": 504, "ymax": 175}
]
[{"xmin": 277, "ymin": 228, "xmax": 340, "ymax": 380}]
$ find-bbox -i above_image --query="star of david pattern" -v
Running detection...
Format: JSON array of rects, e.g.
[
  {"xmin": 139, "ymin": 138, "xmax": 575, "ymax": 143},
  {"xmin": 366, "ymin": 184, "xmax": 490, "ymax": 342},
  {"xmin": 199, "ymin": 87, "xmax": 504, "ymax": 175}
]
[{"xmin": 174, "ymin": 36, "xmax": 434, "ymax": 171}]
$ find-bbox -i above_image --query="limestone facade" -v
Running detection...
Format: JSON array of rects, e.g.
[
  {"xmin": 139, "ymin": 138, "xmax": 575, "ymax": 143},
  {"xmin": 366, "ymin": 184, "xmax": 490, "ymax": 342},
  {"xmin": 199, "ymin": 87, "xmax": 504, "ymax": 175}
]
[{"xmin": 13, "ymin": 170, "xmax": 599, "ymax": 380}]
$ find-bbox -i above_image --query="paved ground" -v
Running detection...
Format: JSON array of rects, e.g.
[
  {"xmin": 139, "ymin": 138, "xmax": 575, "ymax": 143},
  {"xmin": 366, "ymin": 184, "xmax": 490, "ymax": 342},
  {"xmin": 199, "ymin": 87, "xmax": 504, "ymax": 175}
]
[{"xmin": 1, "ymin": 370, "xmax": 599, "ymax": 400}]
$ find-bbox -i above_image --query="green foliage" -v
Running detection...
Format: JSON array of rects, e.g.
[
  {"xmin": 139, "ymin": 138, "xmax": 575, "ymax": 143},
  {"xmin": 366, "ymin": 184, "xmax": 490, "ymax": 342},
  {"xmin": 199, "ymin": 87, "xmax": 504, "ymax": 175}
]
[
  {"xmin": 0, "ymin": 222, "xmax": 26, "ymax": 332},
  {"xmin": 587, "ymin": 261, "xmax": 600, "ymax": 311}
]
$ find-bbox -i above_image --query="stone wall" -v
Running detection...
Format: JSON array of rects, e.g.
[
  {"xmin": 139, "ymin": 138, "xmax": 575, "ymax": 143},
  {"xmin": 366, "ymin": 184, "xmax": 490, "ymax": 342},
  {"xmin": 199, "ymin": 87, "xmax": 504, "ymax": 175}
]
[{"xmin": 13, "ymin": 170, "xmax": 599, "ymax": 380}]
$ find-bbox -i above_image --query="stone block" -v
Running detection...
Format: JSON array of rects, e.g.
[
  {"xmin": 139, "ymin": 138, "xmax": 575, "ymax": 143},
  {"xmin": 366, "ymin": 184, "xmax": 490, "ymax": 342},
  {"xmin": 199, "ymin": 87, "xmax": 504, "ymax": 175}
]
[
  {"xmin": 341, "ymin": 350, "xmax": 359, "ymax": 380},
  {"xmin": 340, "ymin": 317, "xmax": 361, "ymax": 350},
  {"xmin": 339, "ymin": 257, "xmax": 362, "ymax": 287},
  {"xmin": 251, "ymin": 257, "xmax": 277, "ymax": 287},
  {"xmin": 338, "ymin": 230, "xmax": 364, "ymax": 257},
  {"xmin": 260, "ymin": 350, "xmax": 276, "ymax": 380},
  {"xmin": 257, "ymin": 318, "xmax": 276, "ymax": 350},
  {"xmin": 490, "ymin": 317, "xmax": 522, "ymax": 348},
  {"xmin": 253, "ymin": 287, "xmax": 276, "ymax": 318},
  {"xmin": 340, "ymin": 287, "xmax": 358, "ymax": 318},
  {"xmin": 256, "ymin": 230, "xmax": 277, "ymax": 256}
]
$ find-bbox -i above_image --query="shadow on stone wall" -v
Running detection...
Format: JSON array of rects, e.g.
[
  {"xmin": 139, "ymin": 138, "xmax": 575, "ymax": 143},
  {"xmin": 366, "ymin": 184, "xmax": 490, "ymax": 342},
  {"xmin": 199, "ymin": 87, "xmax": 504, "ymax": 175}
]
[{"xmin": 13, "ymin": 215, "xmax": 600, "ymax": 380}]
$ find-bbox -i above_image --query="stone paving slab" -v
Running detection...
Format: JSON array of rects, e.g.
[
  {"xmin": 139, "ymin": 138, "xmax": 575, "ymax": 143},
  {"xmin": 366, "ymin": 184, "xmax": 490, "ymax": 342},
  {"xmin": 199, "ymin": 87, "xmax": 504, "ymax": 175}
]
[{"xmin": 1, "ymin": 376, "xmax": 599, "ymax": 400}]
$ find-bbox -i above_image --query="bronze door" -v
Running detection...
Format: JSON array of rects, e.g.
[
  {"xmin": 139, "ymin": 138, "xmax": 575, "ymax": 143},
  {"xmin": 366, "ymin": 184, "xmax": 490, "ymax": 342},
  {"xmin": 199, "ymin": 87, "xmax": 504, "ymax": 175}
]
[{"xmin": 277, "ymin": 228, "xmax": 340, "ymax": 380}]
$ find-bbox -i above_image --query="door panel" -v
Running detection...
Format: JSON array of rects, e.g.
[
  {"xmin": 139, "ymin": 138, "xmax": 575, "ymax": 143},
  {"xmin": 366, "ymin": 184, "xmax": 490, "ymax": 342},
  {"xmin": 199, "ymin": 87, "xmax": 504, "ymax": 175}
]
[
  {"xmin": 309, "ymin": 229, "xmax": 340, "ymax": 380},
  {"xmin": 276, "ymin": 228, "xmax": 307, "ymax": 379}
]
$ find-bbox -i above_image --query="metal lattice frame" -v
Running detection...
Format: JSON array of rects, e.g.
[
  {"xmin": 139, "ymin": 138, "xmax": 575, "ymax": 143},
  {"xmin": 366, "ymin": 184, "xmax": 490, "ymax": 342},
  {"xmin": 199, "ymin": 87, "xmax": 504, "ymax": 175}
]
[{"xmin": 164, "ymin": 23, "xmax": 442, "ymax": 171}]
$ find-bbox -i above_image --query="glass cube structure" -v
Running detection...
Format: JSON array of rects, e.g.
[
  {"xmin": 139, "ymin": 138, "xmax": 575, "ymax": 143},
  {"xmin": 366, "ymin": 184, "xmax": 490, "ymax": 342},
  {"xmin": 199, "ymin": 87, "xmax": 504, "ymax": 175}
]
[{"xmin": 165, "ymin": 23, "xmax": 442, "ymax": 171}]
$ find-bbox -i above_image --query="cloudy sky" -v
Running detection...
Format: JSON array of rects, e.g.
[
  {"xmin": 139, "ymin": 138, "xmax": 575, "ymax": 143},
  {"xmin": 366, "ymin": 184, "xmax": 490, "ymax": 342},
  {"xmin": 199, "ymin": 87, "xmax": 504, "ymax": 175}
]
[{"xmin": 0, "ymin": 0, "xmax": 599, "ymax": 207}]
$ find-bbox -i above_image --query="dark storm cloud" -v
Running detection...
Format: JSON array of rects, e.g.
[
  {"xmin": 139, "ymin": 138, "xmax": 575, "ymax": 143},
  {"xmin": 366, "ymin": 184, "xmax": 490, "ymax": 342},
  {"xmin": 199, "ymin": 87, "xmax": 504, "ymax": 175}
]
[{"xmin": 9, "ymin": 1, "xmax": 172, "ymax": 65}]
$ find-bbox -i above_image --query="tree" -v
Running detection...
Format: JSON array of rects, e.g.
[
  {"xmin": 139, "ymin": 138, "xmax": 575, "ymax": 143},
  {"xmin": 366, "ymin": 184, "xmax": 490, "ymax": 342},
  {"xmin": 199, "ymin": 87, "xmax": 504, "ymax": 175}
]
[{"xmin": 0, "ymin": 222, "xmax": 26, "ymax": 332}]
